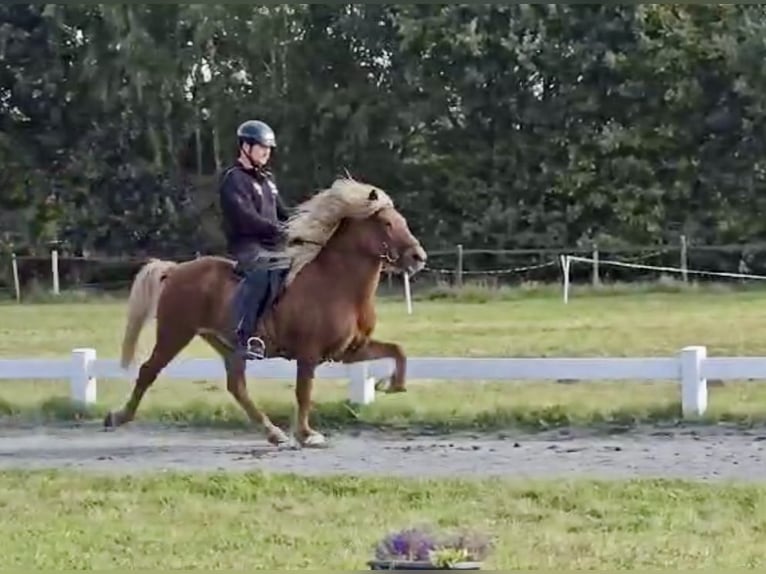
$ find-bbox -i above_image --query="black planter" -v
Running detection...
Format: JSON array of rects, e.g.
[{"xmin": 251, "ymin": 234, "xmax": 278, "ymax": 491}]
[{"xmin": 368, "ymin": 559, "xmax": 483, "ymax": 570}]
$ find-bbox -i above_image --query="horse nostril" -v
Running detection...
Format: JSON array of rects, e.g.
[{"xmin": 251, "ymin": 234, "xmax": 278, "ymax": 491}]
[{"xmin": 410, "ymin": 248, "xmax": 427, "ymax": 263}]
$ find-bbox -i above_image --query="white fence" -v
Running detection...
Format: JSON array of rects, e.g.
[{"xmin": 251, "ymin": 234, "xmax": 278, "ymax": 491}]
[{"xmin": 2, "ymin": 346, "xmax": 766, "ymax": 418}]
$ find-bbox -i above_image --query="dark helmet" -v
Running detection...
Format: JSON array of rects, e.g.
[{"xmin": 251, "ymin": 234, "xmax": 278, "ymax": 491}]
[{"xmin": 236, "ymin": 120, "xmax": 277, "ymax": 148}]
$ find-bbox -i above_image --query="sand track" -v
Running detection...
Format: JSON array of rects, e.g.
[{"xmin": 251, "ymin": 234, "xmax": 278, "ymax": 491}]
[{"xmin": 0, "ymin": 423, "xmax": 764, "ymax": 481}]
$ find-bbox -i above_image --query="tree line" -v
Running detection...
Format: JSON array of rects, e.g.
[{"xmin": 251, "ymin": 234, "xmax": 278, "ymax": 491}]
[{"xmin": 2, "ymin": 4, "xmax": 766, "ymax": 265}]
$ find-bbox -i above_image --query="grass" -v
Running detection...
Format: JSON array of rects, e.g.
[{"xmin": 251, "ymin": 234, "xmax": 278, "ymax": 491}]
[
  {"xmin": 3, "ymin": 282, "xmax": 766, "ymax": 431},
  {"xmin": 2, "ymin": 285, "xmax": 765, "ymax": 570},
  {"xmin": 0, "ymin": 469, "xmax": 764, "ymax": 569}
]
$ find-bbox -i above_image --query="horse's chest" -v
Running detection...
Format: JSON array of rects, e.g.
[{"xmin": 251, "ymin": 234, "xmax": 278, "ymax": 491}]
[
  {"xmin": 357, "ymin": 304, "xmax": 376, "ymax": 334},
  {"xmin": 274, "ymin": 293, "xmax": 377, "ymax": 362},
  {"xmin": 325, "ymin": 305, "xmax": 376, "ymax": 359}
]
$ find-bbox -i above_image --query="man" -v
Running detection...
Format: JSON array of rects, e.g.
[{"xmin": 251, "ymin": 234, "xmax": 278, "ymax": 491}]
[{"xmin": 218, "ymin": 119, "xmax": 290, "ymax": 360}]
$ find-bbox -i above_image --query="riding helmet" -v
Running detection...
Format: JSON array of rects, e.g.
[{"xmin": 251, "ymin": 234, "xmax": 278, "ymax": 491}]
[{"xmin": 236, "ymin": 120, "xmax": 277, "ymax": 148}]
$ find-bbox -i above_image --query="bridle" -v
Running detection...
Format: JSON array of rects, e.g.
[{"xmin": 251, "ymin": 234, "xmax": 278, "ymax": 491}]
[
  {"xmin": 379, "ymin": 241, "xmax": 399, "ymax": 265},
  {"xmin": 290, "ymin": 237, "xmax": 400, "ymax": 265}
]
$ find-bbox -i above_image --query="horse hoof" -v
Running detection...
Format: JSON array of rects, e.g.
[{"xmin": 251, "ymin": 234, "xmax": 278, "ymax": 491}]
[
  {"xmin": 299, "ymin": 431, "xmax": 329, "ymax": 449},
  {"xmin": 279, "ymin": 440, "xmax": 301, "ymax": 451},
  {"xmin": 267, "ymin": 427, "xmax": 290, "ymax": 447},
  {"xmin": 375, "ymin": 377, "xmax": 406, "ymax": 394},
  {"xmin": 385, "ymin": 383, "xmax": 407, "ymax": 394},
  {"xmin": 103, "ymin": 411, "xmax": 118, "ymax": 430}
]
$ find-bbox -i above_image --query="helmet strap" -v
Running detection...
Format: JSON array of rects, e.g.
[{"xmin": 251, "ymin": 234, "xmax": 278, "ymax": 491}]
[{"xmin": 240, "ymin": 141, "xmax": 269, "ymax": 170}]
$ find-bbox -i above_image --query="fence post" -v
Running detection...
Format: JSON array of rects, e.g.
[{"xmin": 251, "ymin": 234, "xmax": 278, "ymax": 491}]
[
  {"xmin": 680, "ymin": 234, "xmax": 688, "ymax": 283},
  {"xmin": 456, "ymin": 244, "xmax": 464, "ymax": 287},
  {"xmin": 11, "ymin": 253, "xmax": 20, "ymax": 303},
  {"xmin": 560, "ymin": 255, "xmax": 571, "ymax": 304},
  {"xmin": 592, "ymin": 243, "xmax": 600, "ymax": 286},
  {"xmin": 403, "ymin": 272, "xmax": 413, "ymax": 315},
  {"xmin": 70, "ymin": 348, "xmax": 97, "ymax": 405},
  {"xmin": 680, "ymin": 346, "xmax": 707, "ymax": 418},
  {"xmin": 348, "ymin": 362, "xmax": 375, "ymax": 405},
  {"xmin": 51, "ymin": 249, "xmax": 60, "ymax": 295}
]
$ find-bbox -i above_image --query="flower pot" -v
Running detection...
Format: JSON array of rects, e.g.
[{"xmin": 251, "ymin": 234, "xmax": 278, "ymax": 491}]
[{"xmin": 367, "ymin": 559, "xmax": 483, "ymax": 570}]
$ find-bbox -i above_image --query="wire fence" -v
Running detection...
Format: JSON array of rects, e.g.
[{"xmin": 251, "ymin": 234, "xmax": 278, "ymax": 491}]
[
  {"xmin": 417, "ymin": 239, "xmax": 766, "ymax": 287},
  {"xmin": 4, "ymin": 238, "xmax": 766, "ymax": 301}
]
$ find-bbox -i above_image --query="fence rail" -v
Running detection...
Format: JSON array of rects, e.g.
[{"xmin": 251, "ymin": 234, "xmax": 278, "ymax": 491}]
[{"xmin": 1, "ymin": 346, "xmax": 765, "ymax": 418}]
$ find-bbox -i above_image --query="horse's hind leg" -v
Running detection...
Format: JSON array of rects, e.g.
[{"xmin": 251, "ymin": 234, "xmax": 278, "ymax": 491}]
[
  {"xmin": 104, "ymin": 325, "xmax": 195, "ymax": 429},
  {"xmin": 225, "ymin": 353, "xmax": 291, "ymax": 446},
  {"xmin": 200, "ymin": 333, "xmax": 291, "ymax": 447}
]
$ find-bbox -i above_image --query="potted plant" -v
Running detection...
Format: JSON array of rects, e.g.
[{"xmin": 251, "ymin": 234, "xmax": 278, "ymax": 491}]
[{"xmin": 367, "ymin": 524, "xmax": 492, "ymax": 570}]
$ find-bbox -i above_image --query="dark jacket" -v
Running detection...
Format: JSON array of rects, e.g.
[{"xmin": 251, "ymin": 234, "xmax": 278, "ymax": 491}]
[{"xmin": 218, "ymin": 161, "xmax": 290, "ymax": 257}]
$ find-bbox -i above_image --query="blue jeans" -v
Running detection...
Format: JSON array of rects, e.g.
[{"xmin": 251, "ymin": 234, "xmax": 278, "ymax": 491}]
[{"xmin": 233, "ymin": 251, "xmax": 272, "ymax": 359}]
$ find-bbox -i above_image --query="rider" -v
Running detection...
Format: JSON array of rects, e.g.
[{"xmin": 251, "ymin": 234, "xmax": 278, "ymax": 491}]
[{"xmin": 218, "ymin": 119, "xmax": 290, "ymax": 360}]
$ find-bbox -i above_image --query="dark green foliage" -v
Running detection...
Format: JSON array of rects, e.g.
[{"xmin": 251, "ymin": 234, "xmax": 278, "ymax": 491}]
[{"xmin": 2, "ymin": 5, "xmax": 766, "ymax": 259}]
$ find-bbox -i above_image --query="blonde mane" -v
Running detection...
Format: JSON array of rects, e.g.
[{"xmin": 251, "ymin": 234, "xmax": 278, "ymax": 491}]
[{"xmin": 281, "ymin": 177, "xmax": 394, "ymax": 286}]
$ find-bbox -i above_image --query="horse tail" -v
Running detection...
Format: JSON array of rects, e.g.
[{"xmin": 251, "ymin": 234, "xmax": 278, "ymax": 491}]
[{"xmin": 120, "ymin": 258, "xmax": 179, "ymax": 369}]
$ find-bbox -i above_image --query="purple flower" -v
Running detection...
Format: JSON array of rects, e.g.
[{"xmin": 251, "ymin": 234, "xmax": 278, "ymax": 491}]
[
  {"xmin": 375, "ymin": 526, "xmax": 438, "ymax": 561},
  {"xmin": 373, "ymin": 524, "xmax": 493, "ymax": 563},
  {"xmin": 391, "ymin": 536, "xmax": 409, "ymax": 556}
]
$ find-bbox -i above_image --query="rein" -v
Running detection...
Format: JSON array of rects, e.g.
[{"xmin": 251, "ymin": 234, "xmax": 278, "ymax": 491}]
[{"xmin": 289, "ymin": 237, "xmax": 399, "ymax": 266}]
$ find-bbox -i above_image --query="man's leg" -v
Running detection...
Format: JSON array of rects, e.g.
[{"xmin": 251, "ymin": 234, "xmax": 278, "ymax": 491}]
[{"xmin": 233, "ymin": 255, "xmax": 272, "ymax": 360}]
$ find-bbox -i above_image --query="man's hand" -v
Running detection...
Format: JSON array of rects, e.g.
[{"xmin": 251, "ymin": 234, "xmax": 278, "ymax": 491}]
[
  {"xmin": 274, "ymin": 222, "xmax": 289, "ymax": 244},
  {"xmin": 262, "ymin": 223, "xmax": 288, "ymax": 251}
]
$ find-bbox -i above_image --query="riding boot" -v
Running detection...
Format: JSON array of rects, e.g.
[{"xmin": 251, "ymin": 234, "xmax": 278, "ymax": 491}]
[{"xmin": 235, "ymin": 269, "xmax": 272, "ymax": 360}]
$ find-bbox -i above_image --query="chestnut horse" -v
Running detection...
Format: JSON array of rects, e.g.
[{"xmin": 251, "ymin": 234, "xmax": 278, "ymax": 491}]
[{"xmin": 104, "ymin": 177, "xmax": 427, "ymax": 448}]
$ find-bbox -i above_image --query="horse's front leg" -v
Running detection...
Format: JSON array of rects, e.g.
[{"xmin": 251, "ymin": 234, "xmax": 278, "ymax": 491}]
[
  {"xmin": 340, "ymin": 339, "xmax": 407, "ymax": 393},
  {"xmin": 293, "ymin": 359, "xmax": 328, "ymax": 448}
]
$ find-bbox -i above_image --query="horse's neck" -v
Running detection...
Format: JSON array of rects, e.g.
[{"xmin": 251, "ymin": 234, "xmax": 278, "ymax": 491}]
[{"xmin": 314, "ymin": 248, "xmax": 381, "ymax": 304}]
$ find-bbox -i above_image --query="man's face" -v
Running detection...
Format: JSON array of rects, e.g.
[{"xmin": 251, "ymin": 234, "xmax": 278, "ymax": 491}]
[{"xmin": 247, "ymin": 143, "xmax": 271, "ymax": 166}]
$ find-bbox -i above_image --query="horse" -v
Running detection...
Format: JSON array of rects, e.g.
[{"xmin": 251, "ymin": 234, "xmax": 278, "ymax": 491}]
[{"xmin": 104, "ymin": 177, "xmax": 427, "ymax": 448}]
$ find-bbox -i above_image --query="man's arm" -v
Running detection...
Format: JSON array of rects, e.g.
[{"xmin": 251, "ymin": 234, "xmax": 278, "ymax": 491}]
[
  {"xmin": 276, "ymin": 192, "xmax": 291, "ymax": 222},
  {"xmin": 219, "ymin": 171, "xmax": 281, "ymax": 241},
  {"xmin": 266, "ymin": 171, "xmax": 291, "ymax": 223}
]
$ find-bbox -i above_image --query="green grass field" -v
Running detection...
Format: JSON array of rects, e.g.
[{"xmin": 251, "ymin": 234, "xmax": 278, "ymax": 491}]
[
  {"xmin": 2, "ymin": 286, "xmax": 766, "ymax": 570},
  {"xmin": 0, "ymin": 470, "xmax": 763, "ymax": 569},
  {"xmin": 2, "ymin": 284, "xmax": 766, "ymax": 431}
]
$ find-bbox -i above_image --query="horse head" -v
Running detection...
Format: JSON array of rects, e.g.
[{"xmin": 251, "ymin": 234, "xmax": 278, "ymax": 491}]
[
  {"xmin": 340, "ymin": 187, "xmax": 427, "ymax": 276},
  {"xmin": 283, "ymin": 178, "xmax": 427, "ymax": 284}
]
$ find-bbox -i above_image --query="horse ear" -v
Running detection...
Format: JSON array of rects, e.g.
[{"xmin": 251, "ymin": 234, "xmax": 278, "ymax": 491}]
[{"xmin": 368, "ymin": 188, "xmax": 378, "ymax": 202}]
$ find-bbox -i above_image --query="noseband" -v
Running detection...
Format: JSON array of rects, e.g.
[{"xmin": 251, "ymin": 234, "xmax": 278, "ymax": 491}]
[{"xmin": 380, "ymin": 241, "xmax": 399, "ymax": 265}]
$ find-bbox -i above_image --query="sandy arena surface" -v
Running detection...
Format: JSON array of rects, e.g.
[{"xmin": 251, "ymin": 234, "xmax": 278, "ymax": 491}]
[{"xmin": 0, "ymin": 422, "xmax": 764, "ymax": 481}]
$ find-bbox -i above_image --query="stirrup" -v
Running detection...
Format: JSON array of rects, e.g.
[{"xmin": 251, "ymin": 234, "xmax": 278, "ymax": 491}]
[{"xmin": 246, "ymin": 336, "xmax": 266, "ymax": 360}]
